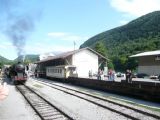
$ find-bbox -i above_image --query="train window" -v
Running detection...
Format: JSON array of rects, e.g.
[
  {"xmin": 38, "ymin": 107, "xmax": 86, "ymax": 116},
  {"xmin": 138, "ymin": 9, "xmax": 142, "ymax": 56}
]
[
  {"xmin": 68, "ymin": 67, "xmax": 76, "ymax": 71},
  {"xmin": 60, "ymin": 69, "xmax": 62, "ymax": 73}
]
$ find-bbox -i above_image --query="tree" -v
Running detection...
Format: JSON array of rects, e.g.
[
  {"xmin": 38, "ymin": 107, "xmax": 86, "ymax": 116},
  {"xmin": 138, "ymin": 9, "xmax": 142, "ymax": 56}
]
[
  {"xmin": 95, "ymin": 42, "xmax": 107, "ymax": 57},
  {"xmin": 80, "ymin": 11, "xmax": 160, "ymax": 71},
  {"xmin": 24, "ymin": 59, "xmax": 31, "ymax": 65},
  {"xmin": 0, "ymin": 62, "xmax": 3, "ymax": 69},
  {"xmin": 107, "ymin": 60, "xmax": 114, "ymax": 69},
  {"xmin": 94, "ymin": 42, "xmax": 113, "ymax": 69}
]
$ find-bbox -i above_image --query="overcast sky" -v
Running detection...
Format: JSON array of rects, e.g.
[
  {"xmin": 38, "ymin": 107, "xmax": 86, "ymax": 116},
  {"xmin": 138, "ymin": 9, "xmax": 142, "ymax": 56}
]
[{"xmin": 0, "ymin": 0, "xmax": 160, "ymax": 60}]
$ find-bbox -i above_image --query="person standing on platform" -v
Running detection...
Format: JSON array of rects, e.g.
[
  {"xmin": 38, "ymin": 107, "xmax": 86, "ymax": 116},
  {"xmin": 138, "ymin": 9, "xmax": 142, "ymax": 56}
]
[
  {"xmin": 101, "ymin": 70, "xmax": 104, "ymax": 80},
  {"xmin": 125, "ymin": 69, "xmax": 130, "ymax": 83},
  {"xmin": 108, "ymin": 69, "xmax": 112, "ymax": 81},
  {"xmin": 111, "ymin": 70, "xmax": 115, "ymax": 81},
  {"xmin": 129, "ymin": 70, "xmax": 132, "ymax": 83},
  {"xmin": 0, "ymin": 82, "xmax": 9, "ymax": 101},
  {"xmin": 89, "ymin": 70, "xmax": 92, "ymax": 78},
  {"xmin": 97, "ymin": 69, "xmax": 102, "ymax": 80}
]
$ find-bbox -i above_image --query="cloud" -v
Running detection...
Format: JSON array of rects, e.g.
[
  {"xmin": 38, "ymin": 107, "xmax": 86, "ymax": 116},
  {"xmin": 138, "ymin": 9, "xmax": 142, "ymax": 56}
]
[
  {"xmin": 47, "ymin": 32, "xmax": 67, "ymax": 37},
  {"xmin": 47, "ymin": 32, "xmax": 88, "ymax": 41},
  {"xmin": 24, "ymin": 31, "xmax": 90, "ymax": 55},
  {"xmin": 0, "ymin": 41, "xmax": 15, "ymax": 49},
  {"xmin": 110, "ymin": 0, "xmax": 160, "ymax": 17},
  {"xmin": 0, "ymin": 45, "xmax": 7, "ymax": 49}
]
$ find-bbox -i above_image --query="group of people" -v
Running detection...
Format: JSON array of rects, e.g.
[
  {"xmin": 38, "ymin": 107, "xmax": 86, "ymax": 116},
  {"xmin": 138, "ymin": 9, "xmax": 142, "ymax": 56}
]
[
  {"xmin": 91, "ymin": 68, "xmax": 133, "ymax": 82},
  {"xmin": 108, "ymin": 69, "xmax": 115, "ymax": 81},
  {"xmin": 125, "ymin": 69, "xmax": 132, "ymax": 83},
  {"xmin": 97, "ymin": 69, "xmax": 115, "ymax": 81}
]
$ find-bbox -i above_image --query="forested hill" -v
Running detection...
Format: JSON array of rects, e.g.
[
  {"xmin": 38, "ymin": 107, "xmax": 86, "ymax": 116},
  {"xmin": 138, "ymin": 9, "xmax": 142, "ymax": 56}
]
[
  {"xmin": 0, "ymin": 56, "xmax": 12, "ymax": 67},
  {"xmin": 0, "ymin": 54, "xmax": 39, "ymax": 68},
  {"xmin": 14, "ymin": 54, "xmax": 39, "ymax": 63},
  {"xmin": 0, "ymin": 56, "xmax": 11, "ymax": 63},
  {"xmin": 80, "ymin": 11, "xmax": 160, "ymax": 71}
]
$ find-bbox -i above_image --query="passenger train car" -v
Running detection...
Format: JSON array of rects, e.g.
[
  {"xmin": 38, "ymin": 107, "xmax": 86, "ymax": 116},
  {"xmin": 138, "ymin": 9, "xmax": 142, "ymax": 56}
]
[{"xmin": 46, "ymin": 65, "xmax": 78, "ymax": 79}]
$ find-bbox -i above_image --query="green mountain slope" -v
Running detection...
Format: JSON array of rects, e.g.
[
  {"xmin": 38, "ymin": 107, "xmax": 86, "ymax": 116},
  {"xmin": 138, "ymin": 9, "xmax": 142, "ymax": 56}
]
[
  {"xmin": 80, "ymin": 11, "xmax": 160, "ymax": 71},
  {"xmin": 0, "ymin": 54, "xmax": 39, "ymax": 67},
  {"xmin": 14, "ymin": 54, "xmax": 39, "ymax": 63},
  {"xmin": 0, "ymin": 55, "xmax": 11, "ymax": 63},
  {"xmin": 0, "ymin": 55, "xmax": 12, "ymax": 68}
]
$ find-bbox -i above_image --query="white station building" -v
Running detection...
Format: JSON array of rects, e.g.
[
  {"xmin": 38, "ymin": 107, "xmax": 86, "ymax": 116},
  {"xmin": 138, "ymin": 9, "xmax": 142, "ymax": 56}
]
[
  {"xmin": 130, "ymin": 50, "xmax": 160, "ymax": 75},
  {"xmin": 36, "ymin": 47, "xmax": 107, "ymax": 78}
]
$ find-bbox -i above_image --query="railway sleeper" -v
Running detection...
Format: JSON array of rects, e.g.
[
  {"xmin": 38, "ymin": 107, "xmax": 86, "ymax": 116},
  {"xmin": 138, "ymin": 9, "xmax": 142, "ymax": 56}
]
[
  {"xmin": 43, "ymin": 115, "xmax": 66, "ymax": 120},
  {"xmin": 38, "ymin": 108, "xmax": 58, "ymax": 112},
  {"xmin": 36, "ymin": 105, "xmax": 52, "ymax": 109},
  {"xmin": 41, "ymin": 113, "xmax": 60, "ymax": 117}
]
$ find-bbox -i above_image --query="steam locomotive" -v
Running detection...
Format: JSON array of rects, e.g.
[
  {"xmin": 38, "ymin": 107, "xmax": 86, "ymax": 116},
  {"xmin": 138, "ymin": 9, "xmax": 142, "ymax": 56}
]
[{"xmin": 7, "ymin": 62, "xmax": 27, "ymax": 84}]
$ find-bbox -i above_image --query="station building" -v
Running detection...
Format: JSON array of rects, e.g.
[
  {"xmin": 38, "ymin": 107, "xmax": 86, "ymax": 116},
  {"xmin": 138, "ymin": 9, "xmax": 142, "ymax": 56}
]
[
  {"xmin": 35, "ymin": 47, "xmax": 108, "ymax": 78},
  {"xmin": 130, "ymin": 50, "xmax": 160, "ymax": 75}
]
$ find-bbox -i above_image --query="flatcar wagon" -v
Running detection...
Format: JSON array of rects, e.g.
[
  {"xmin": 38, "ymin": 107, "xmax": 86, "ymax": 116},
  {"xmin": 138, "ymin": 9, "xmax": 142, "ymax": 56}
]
[{"xmin": 46, "ymin": 65, "xmax": 78, "ymax": 79}]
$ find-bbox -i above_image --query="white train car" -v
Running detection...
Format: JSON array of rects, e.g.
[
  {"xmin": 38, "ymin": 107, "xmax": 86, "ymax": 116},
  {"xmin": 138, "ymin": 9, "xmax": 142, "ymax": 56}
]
[{"xmin": 46, "ymin": 65, "xmax": 78, "ymax": 78}]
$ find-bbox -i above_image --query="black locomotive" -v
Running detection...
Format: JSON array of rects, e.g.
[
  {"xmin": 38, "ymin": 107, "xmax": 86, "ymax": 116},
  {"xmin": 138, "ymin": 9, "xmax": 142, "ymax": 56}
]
[{"xmin": 8, "ymin": 62, "xmax": 27, "ymax": 84}]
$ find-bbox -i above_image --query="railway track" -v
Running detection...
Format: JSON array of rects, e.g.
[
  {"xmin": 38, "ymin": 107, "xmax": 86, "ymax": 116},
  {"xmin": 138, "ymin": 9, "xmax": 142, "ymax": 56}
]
[
  {"xmin": 34, "ymin": 79, "xmax": 160, "ymax": 120},
  {"xmin": 16, "ymin": 84, "xmax": 73, "ymax": 120}
]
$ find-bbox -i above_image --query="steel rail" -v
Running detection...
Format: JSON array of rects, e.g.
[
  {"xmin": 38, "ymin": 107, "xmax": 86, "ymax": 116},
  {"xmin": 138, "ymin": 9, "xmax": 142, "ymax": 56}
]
[
  {"xmin": 16, "ymin": 84, "xmax": 73, "ymax": 120},
  {"xmin": 35, "ymin": 79, "xmax": 160, "ymax": 120}
]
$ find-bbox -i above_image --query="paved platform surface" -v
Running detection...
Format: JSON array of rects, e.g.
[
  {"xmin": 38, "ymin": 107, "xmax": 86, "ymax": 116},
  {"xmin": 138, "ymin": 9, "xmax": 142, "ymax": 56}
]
[{"xmin": 0, "ymin": 77, "xmax": 40, "ymax": 120}]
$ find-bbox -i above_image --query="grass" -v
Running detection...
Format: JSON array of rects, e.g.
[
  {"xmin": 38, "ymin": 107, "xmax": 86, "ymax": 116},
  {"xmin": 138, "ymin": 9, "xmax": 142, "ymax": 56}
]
[
  {"xmin": 33, "ymin": 84, "xmax": 43, "ymax": 88},
  {"xmin": 108, "ymin": 96, "xmax": 160, "ymax": 112}
]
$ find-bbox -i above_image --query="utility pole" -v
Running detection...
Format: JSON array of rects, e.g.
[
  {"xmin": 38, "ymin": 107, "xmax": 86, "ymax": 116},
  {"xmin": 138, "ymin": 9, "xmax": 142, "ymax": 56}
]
[
  {"xmin": 74, "ymin": 41, "xmax": 76, "ymax": 51},
  {"xmin": 23, "ymin": 55, "xmax": 26, "ymax": 63},
  {"xmin": 73, "ymin": 41, "xmax": 76, "ymax": 65}
]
